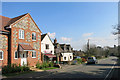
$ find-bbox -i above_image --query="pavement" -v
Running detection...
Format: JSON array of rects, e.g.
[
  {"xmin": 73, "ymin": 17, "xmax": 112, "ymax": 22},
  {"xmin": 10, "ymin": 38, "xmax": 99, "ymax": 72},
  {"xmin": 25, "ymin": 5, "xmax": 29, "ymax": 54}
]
[{"xmin": 2, "ymin": 56, "xmax": 119, "ymax": 80}]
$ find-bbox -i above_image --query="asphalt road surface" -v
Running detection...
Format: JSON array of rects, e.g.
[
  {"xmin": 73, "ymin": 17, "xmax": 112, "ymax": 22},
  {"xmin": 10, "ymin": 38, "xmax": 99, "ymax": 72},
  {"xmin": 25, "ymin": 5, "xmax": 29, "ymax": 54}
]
[{"xmin": 5, "ymin": 56, "xmax": 119, "ymax": 80}]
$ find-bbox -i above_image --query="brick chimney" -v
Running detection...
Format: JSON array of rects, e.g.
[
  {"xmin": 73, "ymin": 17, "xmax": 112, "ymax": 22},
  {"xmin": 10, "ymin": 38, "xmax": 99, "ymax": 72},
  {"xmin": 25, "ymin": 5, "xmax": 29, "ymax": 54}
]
[{"xmin": 54, "ymin": 38, "xmax": 57, "ymax": 43}]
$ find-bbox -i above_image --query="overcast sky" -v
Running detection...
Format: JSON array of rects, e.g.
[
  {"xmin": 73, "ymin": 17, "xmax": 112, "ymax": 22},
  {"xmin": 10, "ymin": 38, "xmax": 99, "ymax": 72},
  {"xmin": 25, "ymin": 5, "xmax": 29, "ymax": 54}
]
[{"xmin": 2, "ymin": 2, "xmax": 118, "ymax": 50}]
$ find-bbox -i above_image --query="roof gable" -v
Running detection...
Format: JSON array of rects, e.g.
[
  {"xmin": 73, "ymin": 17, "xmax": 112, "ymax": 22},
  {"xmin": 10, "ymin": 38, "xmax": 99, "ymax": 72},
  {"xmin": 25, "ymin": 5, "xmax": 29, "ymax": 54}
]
[
  {"xmin": 10, "ymin": 13, "xmax": 41, "ymax": 33},
  {"xmin": 41, "ymin": 33, "xmax": 53, "ymax": 44},
  {"xmin": 6, "ymin": 13, "xmax": 27, "ymax": 27},
  {"xmin": 41, "ymin": 33, "xmax": 47, "ymax": 41}
]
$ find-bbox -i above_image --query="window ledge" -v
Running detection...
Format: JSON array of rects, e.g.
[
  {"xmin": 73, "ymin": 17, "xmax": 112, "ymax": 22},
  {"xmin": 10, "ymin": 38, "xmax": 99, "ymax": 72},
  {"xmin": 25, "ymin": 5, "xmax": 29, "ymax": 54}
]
[
  {"xmin": 32, "ymin": 57, "xmax": 36, "ymax": 58},
  {"xmin": 19, "ymin": 38, "xmax": 24, "ymax": 40},
  {"xmin": 14, "ymin": 58, "xmax": 18, "ymax": 59},
  {"xmin": 32, "ymin": 40, "xmax": 36, "ymax": 41}
]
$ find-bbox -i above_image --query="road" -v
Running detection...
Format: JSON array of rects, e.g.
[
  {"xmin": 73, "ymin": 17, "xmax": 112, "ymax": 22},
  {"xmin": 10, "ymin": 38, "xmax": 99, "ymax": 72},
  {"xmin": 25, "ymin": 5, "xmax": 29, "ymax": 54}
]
[{"xmin": 5, "ymin": 56, "xmax": 119, "ymax": 79}]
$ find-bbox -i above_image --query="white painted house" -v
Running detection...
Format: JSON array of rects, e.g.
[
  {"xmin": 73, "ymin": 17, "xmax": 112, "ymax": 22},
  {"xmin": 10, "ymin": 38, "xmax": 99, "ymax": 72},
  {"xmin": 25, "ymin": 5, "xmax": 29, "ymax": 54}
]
[
  {"xmin": 59, "ymin": 44, "xmax": 73, "ymax": 62},
  {"xmin": 41, "ymin": 33, "xmax": 55, "ymax": 62},
  {"xmin": 61, "ymin": 53, "xmax": 73, "ymax": 61}
]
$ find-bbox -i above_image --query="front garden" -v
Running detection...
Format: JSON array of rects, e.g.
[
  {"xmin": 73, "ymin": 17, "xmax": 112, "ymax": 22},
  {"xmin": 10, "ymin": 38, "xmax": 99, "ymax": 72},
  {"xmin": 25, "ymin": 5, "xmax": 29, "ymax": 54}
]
[
  {"xmin": 36, "ymin": 62, "xmax": 59, "ymax": 70},
  {"xmin": 2, "ymin": 64, "xmax": 31, "ymax": 76}
]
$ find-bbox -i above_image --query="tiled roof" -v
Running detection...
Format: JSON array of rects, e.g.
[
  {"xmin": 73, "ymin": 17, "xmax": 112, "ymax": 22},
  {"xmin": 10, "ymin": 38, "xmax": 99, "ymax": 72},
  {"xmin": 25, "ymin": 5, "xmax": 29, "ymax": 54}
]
[
  {"xmin": 0, "ymin": 13, "xmax": 28, "ymax": 32},
  {"xmin": 60, "ymin": 44, "xmax": 66, "ymax": 46},
  {"xmin": 41, "ymin": 33, "xmax": 47, "ymax": 41},
  {"xmin": 6, "ymin": 13, "xmax": 28, "ymax": 26},
  {"xmin": 0, "ymin": 15, "xmax": 11, "ymax": 32},
  {"xmin": 45, "ymin": 54, "xmax": 56, "ymax": 58},
  {"xmin": 19, "ymin": 44, "xmax": 34, "ymax": 51}
]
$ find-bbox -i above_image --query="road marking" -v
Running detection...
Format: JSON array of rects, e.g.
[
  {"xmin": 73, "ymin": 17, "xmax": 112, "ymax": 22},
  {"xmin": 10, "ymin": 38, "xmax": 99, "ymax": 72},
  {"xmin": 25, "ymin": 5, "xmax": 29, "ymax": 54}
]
[{"xmin": 104, "ymin": 62, "xmax": 116, "ymax": 80}]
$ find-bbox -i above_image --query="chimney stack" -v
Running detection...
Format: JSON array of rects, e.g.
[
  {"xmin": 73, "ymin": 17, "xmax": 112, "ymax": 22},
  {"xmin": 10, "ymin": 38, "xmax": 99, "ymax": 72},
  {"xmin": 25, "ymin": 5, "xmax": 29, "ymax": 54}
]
[{"xmin": 54, "ymin": 38, "xmax": 57, "ymax": 43}]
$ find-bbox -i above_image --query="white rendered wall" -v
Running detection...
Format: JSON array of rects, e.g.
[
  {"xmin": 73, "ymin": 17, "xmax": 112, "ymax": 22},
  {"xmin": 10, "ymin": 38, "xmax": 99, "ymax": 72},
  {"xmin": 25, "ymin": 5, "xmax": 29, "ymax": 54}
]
[
  {"xmin": 61, "ymin": 53, "xmax": 73, "ymax": 61},
  {"xmin": 41, "ymin": 35, "xmax": 54, "ymax": 54}
]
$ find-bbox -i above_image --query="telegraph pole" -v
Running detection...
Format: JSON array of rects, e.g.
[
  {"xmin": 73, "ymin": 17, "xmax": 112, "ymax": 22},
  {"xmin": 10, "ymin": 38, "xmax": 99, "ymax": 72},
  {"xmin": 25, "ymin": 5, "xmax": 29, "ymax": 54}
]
[
  {"xmin": 87, "ymin": 39, "xmax": 90, "ymax": 56},
  {"xmin": 118, "ymin": 1, "xmax": 120, "ymax": 57}
]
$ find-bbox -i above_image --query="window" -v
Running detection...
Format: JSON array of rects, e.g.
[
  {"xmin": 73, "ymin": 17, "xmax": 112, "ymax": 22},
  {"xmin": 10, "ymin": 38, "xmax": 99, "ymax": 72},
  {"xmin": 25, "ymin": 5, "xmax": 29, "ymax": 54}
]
[
  {"xmin": 0, "ymin": 51, "xmax": 3, "ymax": 60},
  {"xmin": 19, "ymin": 29, "xmax": 24, "ymax": 39},
  {"xmin": 32, "ymin": 32, "xmax": 36, "ymax": 41},
  {"xmin": 15, "ymin": 51, "xmax": 18, "ymax": 59},
  {"xmin": 32, "ymin": 51, "xmax": 36, "ymax": 58},
  {"xmin": 64, "ymin": 57, "xmax": 66, "ymax": 60},
  {"xmin": 46, "ymin": 44, "xmax": 49, "ymax": 49},
  {"xmin": 70, "ymin": 56, "xmax": 72, "ymax": 59}
]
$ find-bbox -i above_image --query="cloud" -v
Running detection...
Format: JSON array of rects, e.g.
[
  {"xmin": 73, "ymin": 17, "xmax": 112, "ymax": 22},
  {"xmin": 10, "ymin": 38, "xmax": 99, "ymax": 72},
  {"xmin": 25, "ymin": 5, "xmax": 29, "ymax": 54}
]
[
  {"xmin": 82, "ymin": 32, "xmax": 94, "ymax": 37},
  {"xmin": 47, "ymin": 32, "xmax": 56, "ymax": 39},
  {"xmin": 83, "ymin": 34, "xmax": 118, "ymax": 48},
  {"xmin": 70, "ymin": 34, "xmax": 118, "ymax": 51},
  {"xmin": 60, "ymin": 37, "xmax": 72, "ymax": 42}
]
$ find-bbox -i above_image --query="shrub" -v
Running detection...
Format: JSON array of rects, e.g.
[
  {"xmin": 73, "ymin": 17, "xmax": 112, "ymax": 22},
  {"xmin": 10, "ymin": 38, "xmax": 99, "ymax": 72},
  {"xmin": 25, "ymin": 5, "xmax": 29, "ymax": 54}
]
[
  {"xmin": 36, "ymin": 62, "xmax": 41, "ymax": 68},
  {"xmin": 23, "ymin": 66, "xmax": 30, "ymax": 72},
  {"xmin": 2, "ymin": 64, "xmax": 30, "ymax": 74},
  {"xmin": 36, "ymin": 62, "xmax": 54, "ymax": 69},
  {"xmin": 49, "ymin": 62, "xmax": 54, "ymax": 67},
  {"xmin": 75, "ymin": 58, "xmax": 83, "ymax": 64},
  {"xmin": 42, "ymin": 62, "xmax": 49, "ymax": 68}
]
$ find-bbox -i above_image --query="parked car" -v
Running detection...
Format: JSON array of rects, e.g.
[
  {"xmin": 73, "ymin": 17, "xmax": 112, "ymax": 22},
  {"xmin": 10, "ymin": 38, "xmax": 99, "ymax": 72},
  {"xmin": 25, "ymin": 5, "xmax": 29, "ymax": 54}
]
[{"xmin": 87, "ymin": 57, "xmax": 98, "ymax": 64}]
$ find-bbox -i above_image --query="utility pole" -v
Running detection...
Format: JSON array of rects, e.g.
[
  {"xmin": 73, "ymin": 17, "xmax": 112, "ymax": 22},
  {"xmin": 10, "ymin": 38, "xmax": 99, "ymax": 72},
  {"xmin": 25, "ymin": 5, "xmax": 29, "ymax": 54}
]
[
  {"xmin": 87, "ymin": 39, "xmax": 90, "ymax": 56},
  {"xmin": 118, "ymin": 1, "xmax": 120, "ymax": 57}
]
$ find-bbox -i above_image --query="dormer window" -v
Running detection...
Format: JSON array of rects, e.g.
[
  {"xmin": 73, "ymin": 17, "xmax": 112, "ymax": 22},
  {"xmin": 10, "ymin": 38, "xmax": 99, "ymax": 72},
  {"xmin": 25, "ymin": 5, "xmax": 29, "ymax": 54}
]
[
  {"xmin": 19, "ymin": 29, "xmax": 24, "ymax": 39},
  {"xmin": 32, "ymin": 32, "xmax": 36, "ymax": 41}
]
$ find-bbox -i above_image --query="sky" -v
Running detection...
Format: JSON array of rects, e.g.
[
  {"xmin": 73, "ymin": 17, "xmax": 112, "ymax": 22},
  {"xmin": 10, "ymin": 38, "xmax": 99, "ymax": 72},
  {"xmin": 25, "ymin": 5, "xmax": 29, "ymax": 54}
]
[{"xmin": 2, "ymin": 2, "xmax": 118, "ymax": 50}]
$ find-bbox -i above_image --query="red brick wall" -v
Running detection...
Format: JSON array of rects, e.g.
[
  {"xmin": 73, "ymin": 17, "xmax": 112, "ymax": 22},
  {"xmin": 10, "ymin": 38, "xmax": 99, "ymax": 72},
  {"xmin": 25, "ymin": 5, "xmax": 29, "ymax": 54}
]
[
  {"xmin": 10, "ymin": 14, "xmax": 42, "ymax": 66},
  {"xmin": 0, "ymin": 34, "xmax": 8, "ymax": 67}
]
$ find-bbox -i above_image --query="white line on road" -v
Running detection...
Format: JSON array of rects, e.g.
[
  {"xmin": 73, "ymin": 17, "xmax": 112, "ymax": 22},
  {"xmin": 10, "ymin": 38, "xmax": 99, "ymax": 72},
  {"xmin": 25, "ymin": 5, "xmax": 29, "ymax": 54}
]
[{"xmin": 104, "ymin": 62, "xmax": 116, "ymax": 80}]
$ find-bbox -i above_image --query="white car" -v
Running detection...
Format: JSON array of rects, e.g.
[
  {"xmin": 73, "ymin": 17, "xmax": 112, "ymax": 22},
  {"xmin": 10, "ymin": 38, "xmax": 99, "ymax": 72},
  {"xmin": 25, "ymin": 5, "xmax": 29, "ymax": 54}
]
[{"xmin": 87, "ymin": 57, "xmax": 98, "ymax": 64}]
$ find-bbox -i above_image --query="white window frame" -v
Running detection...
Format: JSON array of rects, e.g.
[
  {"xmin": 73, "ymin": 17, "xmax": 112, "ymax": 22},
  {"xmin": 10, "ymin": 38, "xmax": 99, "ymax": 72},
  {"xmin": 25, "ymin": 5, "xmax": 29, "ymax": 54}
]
[
  {"xmin": 46, "ymin": 44, "xmax": 49, "ymax": 49},
  {"xmin": 14, "ymin": 51, "xmax": 18, "ymax": 59},
  {"xmin": 19, "ymin": 29, "xmax": 24, "ymax": 39},
  {"xmin": 0, "ymin": 50, "xmax": 3, "ymax": 60},
  {"xmin": 64, "ymin": 56, "xmax": 66, "ymax": 60},
  {"xmin": 32, "ymin": 32, "xmax": 36, "ymax": 41},
  {"xmin": 32, "ymin": 51, "xmax": 36, "ymax": 58}
]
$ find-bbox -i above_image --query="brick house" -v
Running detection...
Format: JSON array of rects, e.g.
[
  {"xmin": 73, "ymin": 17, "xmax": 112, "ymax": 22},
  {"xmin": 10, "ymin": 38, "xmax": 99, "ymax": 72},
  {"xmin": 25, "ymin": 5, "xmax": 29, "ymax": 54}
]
[
  {"xmin": 0, "ymin": 13, "xmax": 42, "ymax": 67},
  {"xmin": 0, "ymin": 16, "xmax": 10, "ymax": 67}
]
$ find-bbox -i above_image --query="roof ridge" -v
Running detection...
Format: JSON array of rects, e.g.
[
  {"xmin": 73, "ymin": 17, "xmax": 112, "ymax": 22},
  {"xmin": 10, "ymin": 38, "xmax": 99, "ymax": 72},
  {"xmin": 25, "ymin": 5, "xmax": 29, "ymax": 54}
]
[
  {"xmin": 0, "ymin": 15, "xmax": 11, "ymax": 19},
  {"xmin": 6, "ymin": 13, "xmax": 28, "ymax": 26}
]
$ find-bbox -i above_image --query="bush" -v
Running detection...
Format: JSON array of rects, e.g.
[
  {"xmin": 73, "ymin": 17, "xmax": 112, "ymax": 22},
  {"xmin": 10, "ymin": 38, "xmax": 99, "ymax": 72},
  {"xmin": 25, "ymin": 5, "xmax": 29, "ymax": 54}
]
[
  {"xmin": 75, "ymin": 58, "xmax": 83, "ymax": 64},
  {"xmin": 36, "ymin": 62, "xmax": 41, "ymax": 68},
  {"xmin": 49, "ymin": 62, "xmax": 54, "ymax": 67},
  {"xmin": 2, "ymin": 64, "xmax": 30, "ymax": 74},
  {"xmin": 36, "ymin": 62, "xmax": 54, "ymax": 69}
]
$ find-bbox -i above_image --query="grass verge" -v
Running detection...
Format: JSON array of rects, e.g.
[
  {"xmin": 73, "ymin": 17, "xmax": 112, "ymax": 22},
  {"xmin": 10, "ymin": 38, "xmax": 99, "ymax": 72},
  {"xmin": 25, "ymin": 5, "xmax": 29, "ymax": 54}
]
[{"xmin": 41, "ymin": 67, "xmax": 58, "ymax": 70}]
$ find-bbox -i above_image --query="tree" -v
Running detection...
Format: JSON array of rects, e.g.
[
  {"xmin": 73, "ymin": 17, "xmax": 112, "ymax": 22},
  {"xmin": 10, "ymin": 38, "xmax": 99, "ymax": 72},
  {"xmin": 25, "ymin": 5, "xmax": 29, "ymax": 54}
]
[
  {"xmin": 82, "ymin": 44, "xmax": 97, "ymax": 56},
  {"xmin": 112, "ymin": 24, "xmax": 120, "ymax": 57}
]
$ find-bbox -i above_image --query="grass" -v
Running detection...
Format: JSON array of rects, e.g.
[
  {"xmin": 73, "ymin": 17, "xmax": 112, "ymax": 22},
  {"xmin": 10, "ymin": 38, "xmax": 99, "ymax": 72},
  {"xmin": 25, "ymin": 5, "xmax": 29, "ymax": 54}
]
[
  {"xmin": 3, "ymin": 70, "xmax": 34, "ymax": 77},
  {"xmin": 41, "ymin": 67, "xmax": 58, "ymax": 70},
  {"xmin": 97, "ymin": 57, "xmax": 108, "ymax": 60}
]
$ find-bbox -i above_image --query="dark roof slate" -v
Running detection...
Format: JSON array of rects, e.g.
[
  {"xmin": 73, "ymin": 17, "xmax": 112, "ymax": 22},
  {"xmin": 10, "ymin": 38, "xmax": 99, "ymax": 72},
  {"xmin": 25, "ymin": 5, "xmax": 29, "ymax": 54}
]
[{"xmin": 41, "ymin": 33, "xmax": 47, "ymax": 41}]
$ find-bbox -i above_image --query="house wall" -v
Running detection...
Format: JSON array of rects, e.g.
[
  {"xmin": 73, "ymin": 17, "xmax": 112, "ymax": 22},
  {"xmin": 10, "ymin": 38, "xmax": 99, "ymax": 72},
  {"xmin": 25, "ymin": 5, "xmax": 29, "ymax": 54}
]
[
  {"xmin": 10, "ymin": 14, "xmax": 42, "ymax": 66},
  {"xmin": 0, "ymin": 34, "xmax": 8, "ymax": 66},
  {"xmin": 41, "ymin": 35, "xmax": 54, "ymax": 54},
  {"xmin": 61, "ymin": 53, "xmax": 73, "ymax": 61}
]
